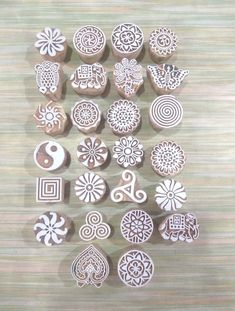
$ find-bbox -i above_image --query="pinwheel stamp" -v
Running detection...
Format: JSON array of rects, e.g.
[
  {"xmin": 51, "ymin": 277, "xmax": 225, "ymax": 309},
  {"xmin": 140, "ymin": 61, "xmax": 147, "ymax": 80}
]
[
  {"xmin": 120, "ymin": 209, "xmax": 153, "ymax": 244},
  {"xmin": 155, "ymin": 179, "xmax": 187, "ymax": 211},
  {"xmin": 111, "ymin": 170, "xmax": 147, "ymax": 204},
  {"xmin": 158, "ymin": 213, "xmax": 199, "ymax": 243},
  {"xmin": 147, "ymin": 64, "xmax": 189, "ymax": 95},
  {"xmin": 36, "ymin": 177, "xmax": 65, "ymax": 203},
  {"xmin": 71, "ymin": 245, "xmax": 109, "ymax": 287},
  {"xmin": 113, "ymin": 58, "xmax": 143, "ymax": 98},
  {"xmin": 79, "ymin": 211, "xmax": 111, "ymax": 241},
  {"xmin": 151, "ymin": 140, "xmax": 186, "ymax": 176},
  {"xmin": 118, "ymin": 250, "xmax": 154, "ymax": 287}
]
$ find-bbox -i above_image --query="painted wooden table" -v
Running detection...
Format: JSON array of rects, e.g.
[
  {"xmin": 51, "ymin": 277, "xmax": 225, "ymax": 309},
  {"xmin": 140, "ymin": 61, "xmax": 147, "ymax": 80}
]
[{"xmin": 0, "ymin": 0, "xmax": 235, "ymax": 310}]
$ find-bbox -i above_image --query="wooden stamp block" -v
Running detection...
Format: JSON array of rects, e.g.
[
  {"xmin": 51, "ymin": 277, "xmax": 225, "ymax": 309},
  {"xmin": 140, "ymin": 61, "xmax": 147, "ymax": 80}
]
[{"xmin": 36, "ymin": 177, "xmax": 65, "ymax": 203}]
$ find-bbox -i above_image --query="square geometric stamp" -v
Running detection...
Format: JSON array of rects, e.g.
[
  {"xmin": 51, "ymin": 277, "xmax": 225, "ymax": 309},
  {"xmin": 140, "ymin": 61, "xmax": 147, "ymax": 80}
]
[{"xmin": 36, "ymin": 177, "xmax": 65, "ymax": 203}]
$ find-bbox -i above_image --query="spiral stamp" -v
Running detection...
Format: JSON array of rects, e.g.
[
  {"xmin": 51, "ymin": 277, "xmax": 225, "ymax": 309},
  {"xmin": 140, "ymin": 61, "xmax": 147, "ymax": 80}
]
[
  {"xmin": 149, "ymin": 95, "xmax": 183, "ymax": 129},
  {"xmin": 79, "ymin": 211, "xmax": 111, "ymax": 241},
  {"xmin": 36, "ymin": 177, "xmax": 65, "ymax": 203},
  {"xmin": 111, "ymin": 170, "xmax": 147, "ymax": 204}
]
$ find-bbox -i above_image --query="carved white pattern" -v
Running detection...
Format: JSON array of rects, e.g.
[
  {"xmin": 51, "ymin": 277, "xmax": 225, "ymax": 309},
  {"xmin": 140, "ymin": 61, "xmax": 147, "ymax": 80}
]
[
  {"xmin": 118, "ymin": 250, "xmax": 154, "ymax": 287},
  {"xmin": 36, "ymin": 177, "xmax": 64, "ymax": 203},
  {"xmin": 35, "ymin": 61, "xmax": 60, "ymax": 95},
  {"xmin": 149, "ymin": 27, "xmax": 178, "ymax": 56},
  {"xmin": 158, "ymin": 213, "xmax": 199, "ymax": 243},
  {"xmin": 79, "ymin": 211, "xmax": 111, "ymax": 241}
]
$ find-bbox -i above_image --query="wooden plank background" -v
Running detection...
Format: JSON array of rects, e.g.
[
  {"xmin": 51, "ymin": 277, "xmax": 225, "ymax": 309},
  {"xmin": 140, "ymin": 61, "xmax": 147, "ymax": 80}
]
[{"xmin": 0, "ymin": 0, "xmax": 235, "ymax": 310}]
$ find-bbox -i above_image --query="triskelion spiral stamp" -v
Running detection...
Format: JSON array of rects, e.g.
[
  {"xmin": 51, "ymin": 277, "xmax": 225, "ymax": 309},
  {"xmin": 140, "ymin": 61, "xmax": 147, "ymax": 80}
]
[
  {"xmin": 74, "ymin": 172, "xmax": 106, "ymax": 203},
  {"xmin": 155, "ymin": 179, "xmax": 187, "ymax": 211},
  {"xmin": 107, "ymin": 99, "xmax": 141, "ymax": 135},
  {"xmin": 113, "ymin": 58, "xmax": 143, "ymax": 98},
  {"xmin": 71, "ymin": 245, "xmax": 109, "ymax": 287},
  {"xmin": 71, "ymin": 100, "xmax": 101, "ymax": 133},
  {"xmin": 36, "ymin": 177, "xmax": 65, "ymax": 203},
  {"xmin": 151, "ymin": 141, "xmax": 186, "ymax": 177},
  {"xmin": 118, "ymin": 250, "xmax": 154, "ymax": 288},
  {"xmin": 158, "ymin": 213, "xmax": 199, "ymax": 243},
  {"xmin": 33, "ymin": 140, "xmax": 67, "ymax": 172},
  {"xmin": 111, "ymin": 170, "xmax": 147, "ymax": 204},
  {"xmin": 149, "ymin": 95, "xmax": 183, "ymax": 129},
  {"xmin": 149, "ymin": 27, "xmax": 178, "ymax": 62},
  {"xmin": 34, "ymin": 211, "xmax": 71, "ymax": 246},
  {"xmin": 35, "ymin": 27, "xmax": 67, "ymax": 62},
  {"xmin": 70, "ymin": 63, "xmax": 107, "ymax": 96},
  {"xmin": 111, "ymin": 23, "xmax": 144, "ymax": 59},
  {"xmin": 120, "ymin": 210, "xmax": 153, "ymax": 244},
  {"xmin": 147, "ymin": 64, "xmax": 189, "ymax": 95},
  {"xmin": 77, "ymin": 137, "xmax": 108, "ymax": 169},
  {"xmin": 79, "ymin": 211, "xmax": 111, "ymax": 241},
  {"xmin": 73, "ymin": 25, "xmax": 106, "ymax": 63},
  {"xmin": 33, "ymin": 101, "xmax": 68, "ymax": 135}
]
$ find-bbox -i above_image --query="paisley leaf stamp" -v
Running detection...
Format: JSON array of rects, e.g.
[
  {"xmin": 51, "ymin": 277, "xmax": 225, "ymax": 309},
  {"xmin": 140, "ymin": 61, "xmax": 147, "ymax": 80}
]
[{"xmin": 36, "ymin": 177, "xmax": 65, "ymax": 203}]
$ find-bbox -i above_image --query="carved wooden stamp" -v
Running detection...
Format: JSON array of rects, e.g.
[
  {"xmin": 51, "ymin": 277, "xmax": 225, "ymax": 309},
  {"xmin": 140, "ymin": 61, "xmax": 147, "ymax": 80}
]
[
  {"xmin": 35, "ymin": 27, "xmax": 67, "ymax": 62},
  {"xmin": 36, "ymin": 177, "xmax": 65, "ymax": 203},
  {"xmin": 73, "ymin": 25, "xmax": 106, "ymax": 63}
]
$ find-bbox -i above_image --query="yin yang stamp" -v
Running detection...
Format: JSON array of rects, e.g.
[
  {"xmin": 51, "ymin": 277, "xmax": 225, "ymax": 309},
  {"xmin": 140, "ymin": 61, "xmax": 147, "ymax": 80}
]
[
  {"xmin": 70, "ymin": 63, "xmax": 107, "ymax": 96},
  {"xmin": 149, "ymin": 95, "xmax": 183, "ymax": 129},
  {"xmin": 73, "ymin": 25, "xmax": 106, "ymax": 63},
  {"xmin": 36, "ymin": 177, "xmax": 65, "ymax": 203},
  {"xmin": 33, "ymin": 140, "xmax": 67, "ymax": 172},
  {"xmin": 71, "ymin": 100, "xmax": 101, "ymax": 134},
  {"xmin": 111, "ymin": 23, "xmax": 144, "ymax": 59},
  {"xmin": 35, "ymin": 27, "xmax": 67, "ymax": 62}
]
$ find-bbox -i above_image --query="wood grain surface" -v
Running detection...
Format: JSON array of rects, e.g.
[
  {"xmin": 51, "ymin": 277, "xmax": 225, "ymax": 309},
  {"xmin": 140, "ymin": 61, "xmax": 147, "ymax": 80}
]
[{"xmin": 0, "ymin": 0, "xmax": 235, "ymax": 310}]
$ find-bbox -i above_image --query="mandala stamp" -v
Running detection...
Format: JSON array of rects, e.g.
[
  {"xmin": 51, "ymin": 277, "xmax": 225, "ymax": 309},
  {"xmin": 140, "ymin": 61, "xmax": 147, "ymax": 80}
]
[
  {"xmin": 113, "ymin": 58, "xmax": 143, "ymax": 98},
  {"xmin": 71, "ymin": 100, "xmax": 101, "ymax": 134},
  {"xmin": 155, "ymin": 179, "xmax": 187, "ymax": 211},
  {"xmin": 74, "ymin": 172, "xmax": 106, "ymax": 203},
  {"xmin": 158, "ymin": 213, "xmax": 199, "ymax": 243},
  {"xmin": 70, "ymin": 63, "xmax": 107, "ymax": 96},
  {"xmin": 34, "ymin": 211, "xmax": 71, "ymax": 246},
  {"xmin": 111, "ymin": 23, "xmax": 144, "ymax": 59},
  {"xmin": 33, "ymin": 101, "xmax": 68, "ymax": 135},
  {"xmin": 149, "ymin": 27, "xmax": 178, "ymax": 62},
  {"xmin": 35, "ymin": 27, "xmax": 67, "ymax": 62},
  {"xmin": 35, "ymin": 61, "xmax": 63, "ymax": 101},
  {"xmin": 111, "ymin": 170, "xmax": 147, "ymax": 204},
  {"xmin": 149, "ymin": 95, "xmax": 183, "ymax": 129},
  {"xmin": 120, "ymin": 209, "xmax": 153, "ymax": 244},
  {"xmin": 113, "ymin": 136, "xmax": 144, "ymax": 168},
  {"xmin": 118, "ymin": 250, "xmax": 154, "ymax": 287},
  {"xmin": 71, "ymin": 245, "xmax": 109, "ymax": 287},
  {"xmin": 36, "ymin": 177, "xmax": 65, "ymax": 203},
  {"xmin": 73, "ymin": 25, "xmax": 106, "ymax": 63},
  {"xmin": 79, "ymin": 211, "xmax": 111, "ymax": 241},
  {"xmin": 151, "ymin": 141, "xmax": 186, "ymax": 177},
  {"xmin": 107, "ymin": 99, "xmax": 141, "ymax": 135},
  {"xmin": 77, "ymin": 136, "xmax": 108, "ymax": 169},
  {"xmin": 33, "ymin": 140, "xmax": 67, "ymax": 172}
]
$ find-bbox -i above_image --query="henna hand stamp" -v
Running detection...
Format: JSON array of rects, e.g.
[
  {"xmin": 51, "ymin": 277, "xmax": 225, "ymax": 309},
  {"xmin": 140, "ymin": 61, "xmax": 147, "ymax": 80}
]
[
  {"xmin": 35, "ymin": 27, "xmax": 67, "ymax": 62},
  {"xmin": 107, "ymin": 99, "xmax": 141, "ymax": 135},
  {"xmin": 73, "ymin": 25, "xmax": 106, "ymax": 63},
  {"xmin": 70, "ymin": 63, "xmax": 107, "ymax": 96},
  {"xmin": 36, "ymin": 177, "xmax": 65, "ymax": 203},
  {"xmin": 33, "ymin": 101, "xmax": 68, "ymax": 135},
  {"xmin": 147, "ymin": 64, "xmax": 189, "ymax": 95},
  {"xmin": 34, "ymin": 211, "xmax": 70, "ymax": 246},
  {"xmin": 118, "ymin": 250, "xmax": 154, "ymax": 287},
  {"xmin": 155, "ymin": 179, "xmax": 187, "ymax": 211},
  {"xmin": 111, "ymin": 170, "xmax": 147, "ymax": 204},
  {"xmin": 74, "ymin": 172, "xmax": 106, "ymax": 203},
  {"xmin": 151, "ymin": 141, "xmax": 186, "ymax": 176},
  {"xmin": 71, "ymin": 245, "xmax": 109, "ymax": 287},
  {"xmin": 79, "ymin": 211, "xmax": 111, "ymax": 241},
  {"xmin": 149, "ymin": 95, "xmax": 183, "ymax": 129},
  {"xmin": 111, "ymin": 23, "xmax": 144, "ymax": 59},
  {"xmin": 33, "ymin": 140, "xmax": 67, "ymax": 172},
  {"xmin": 113, "ymin": 136, "xmax": 144, "ymax": 168},
  {"xmin": 120, "ymin": 209, "xmax": 153, "ymax": 244},
  {"xmin": 77, "ymin": 137, "xmax": 108, "ymax": 169},
  {"xmin": 158, "ymin": 213, "xmax": 199, "ymax": 243},
  {"xmin": 113, "ymin": 58, "xmax": 143, "ymax": 98},
  {"xmin": 71, "ymin": 100, "xmax": 101, "ymax": 134}
]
